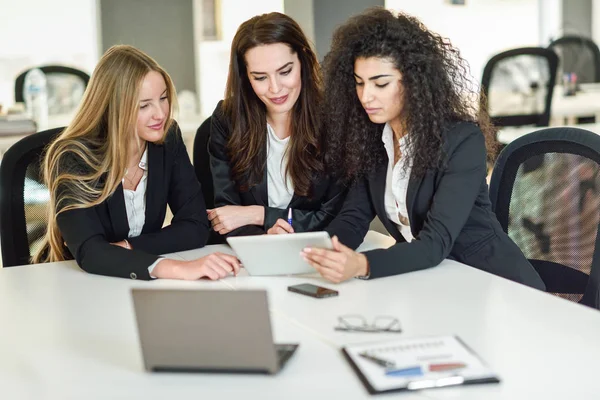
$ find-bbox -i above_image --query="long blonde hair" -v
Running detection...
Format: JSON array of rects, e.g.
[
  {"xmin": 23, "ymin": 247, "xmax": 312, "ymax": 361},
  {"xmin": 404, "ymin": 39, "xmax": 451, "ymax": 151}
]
[{"xmin": 34, "ymin": 45, "xmax": 177, "ymax": 263}]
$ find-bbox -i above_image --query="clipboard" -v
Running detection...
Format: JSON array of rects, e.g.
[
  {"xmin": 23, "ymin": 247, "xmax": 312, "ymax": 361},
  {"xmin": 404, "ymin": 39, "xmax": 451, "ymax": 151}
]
[{"xmin": 341, "ymin": 335, "xmax": 500, "ymax": 394}]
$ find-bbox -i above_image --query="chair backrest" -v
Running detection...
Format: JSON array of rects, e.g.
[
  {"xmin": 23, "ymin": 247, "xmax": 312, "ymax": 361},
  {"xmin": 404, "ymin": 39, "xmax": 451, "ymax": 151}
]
[
  {"xmin": 193, "ymin": 117, "xmax": 224, "ymax": 245},
  {"xmin": 489, "ymin": 127, "xmax": 600, "ymax": 308},
  {"xmin": 549, "ymin": 35, "xmax": 600, "ymax": 84},
  {"xmin": 15, "ymin": 66, "xmax": 90, "ymax": 115},
  {"xmin": 481, "ymin": 47, "xmax": 559, "ymax": 127},
  {"xmin": 0, "ymin": 127, "xmax": 64, "ymax": 267},
  {"xmin": 193, "ymin": 117, "xmax": 214, "ymax": 210}
]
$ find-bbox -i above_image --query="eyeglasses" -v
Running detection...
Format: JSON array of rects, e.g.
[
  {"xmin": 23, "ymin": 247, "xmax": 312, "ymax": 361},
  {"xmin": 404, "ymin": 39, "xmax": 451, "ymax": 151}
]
[{"xmin": 335, "ymin": 314, "xmax": 402, "ymax": 333}]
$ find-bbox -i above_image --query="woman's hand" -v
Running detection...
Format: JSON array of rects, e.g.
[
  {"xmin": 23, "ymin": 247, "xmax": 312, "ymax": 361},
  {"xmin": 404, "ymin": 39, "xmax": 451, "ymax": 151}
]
[
  {"xmin": 267, "ymin": 218, "xmax": 294, "ymax": 234},
  {"xmin": 207, "ymin": 206, "xmax": 264, "ymax": 234},
  {"xmin": 301, "ymin": 236, "xmax": 369, "ymax": 283},
  {"xmin": 152, "ymin": 252, "xmax": 241, "ymax": 280}
]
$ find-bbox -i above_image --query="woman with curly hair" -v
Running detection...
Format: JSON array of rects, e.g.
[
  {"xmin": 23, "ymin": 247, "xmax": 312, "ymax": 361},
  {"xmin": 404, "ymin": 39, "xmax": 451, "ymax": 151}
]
[
  {"xmin": 207, "ymin": 12, "xmax": 353, "ymax": 240},
  {"xmin": 303, "ymin": 8, "xmax": 545, "ymax": 290}
]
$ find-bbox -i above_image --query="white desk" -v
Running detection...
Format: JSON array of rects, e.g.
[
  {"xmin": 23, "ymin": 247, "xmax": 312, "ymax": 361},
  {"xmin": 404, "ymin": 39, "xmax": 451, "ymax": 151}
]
[
  {"xmin": 497, "ymin": 122, "xmax": 600, "ymax": 145},
  {"xmin": 2, "ymin": 231, "xmax": 600, "ymax": 399},
  {"xmin": 0, "ymin": 261, "xmax": 404, "ymax": 400}
]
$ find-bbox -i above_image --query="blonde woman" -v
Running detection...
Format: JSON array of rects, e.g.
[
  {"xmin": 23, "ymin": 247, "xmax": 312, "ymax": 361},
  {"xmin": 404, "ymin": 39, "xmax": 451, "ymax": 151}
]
[{"xmin": 34, "ymin": 45, "xmax": 240, "ymax": 280}]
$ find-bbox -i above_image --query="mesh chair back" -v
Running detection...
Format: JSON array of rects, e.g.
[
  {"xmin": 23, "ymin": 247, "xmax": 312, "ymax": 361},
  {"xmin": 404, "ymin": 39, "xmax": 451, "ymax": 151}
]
[
  {"xmin": 15, "ymin": 66, "xmax": 90, "ymax": 116},
  {"xmin": 193, "ymin": 117, "xmax": 224, "ymax": 244},
  {"xmin": 193, "ymin": 117, "xmax": 214, "ymax": 209},
  {"xmin": 489, "ymin": 127, "xmax": 600, "ymax": 308},
  {"xmin": 0, "ymin": 127, "xmax": 63, "ymax": 267},
  {"xmin": 549, "ymin": 35, "xmax": 600, "ymax": 84},
  {"xmin": 481, "ymin": 47, "xmax": 558, "ymax": 127}
]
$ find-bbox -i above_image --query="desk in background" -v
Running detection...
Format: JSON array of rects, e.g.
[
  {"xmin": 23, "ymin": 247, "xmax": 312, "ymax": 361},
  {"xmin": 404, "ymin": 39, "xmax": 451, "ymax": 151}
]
[
  {"xmin": 0, "ymin": 113, "xmax": 205, "ymax": 158},
  {"xmin": 497, "ymin": 122, "xmax": 600, "ymax": 145},
  {"xmin": 551, "ymin": 83, "xmax": 600, "ymax": 124},
  {"xmin": 487, "ymin": 83, "xmax": 600, "ymax": 127}
]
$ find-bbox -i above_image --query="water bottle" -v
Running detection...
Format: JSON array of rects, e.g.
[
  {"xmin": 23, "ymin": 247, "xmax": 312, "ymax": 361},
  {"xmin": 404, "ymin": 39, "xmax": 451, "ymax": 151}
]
[
  {"xmin": 178, "ymin": 90, "xmax": 198, "ymax": 120},
  {"xmin": 23, "ymin": 68, "xmax": 49, "ymax": 130}
]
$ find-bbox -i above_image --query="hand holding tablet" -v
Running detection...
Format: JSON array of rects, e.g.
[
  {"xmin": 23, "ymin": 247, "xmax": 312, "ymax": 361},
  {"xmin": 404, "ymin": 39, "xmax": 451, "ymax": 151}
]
[{"xmin": 226, "ymin": 232, "xmax": 333, "ymax": 276}]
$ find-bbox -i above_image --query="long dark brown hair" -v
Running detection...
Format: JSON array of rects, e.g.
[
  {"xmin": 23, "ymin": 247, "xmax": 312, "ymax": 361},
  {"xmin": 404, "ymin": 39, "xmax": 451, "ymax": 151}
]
[
  {"xmin": 322, "ymin": 7, "xmax": 496, "ymax": 182},
  {"xmin": 223, "ymin": 12, "xmax": 323, "ymax": 196}
]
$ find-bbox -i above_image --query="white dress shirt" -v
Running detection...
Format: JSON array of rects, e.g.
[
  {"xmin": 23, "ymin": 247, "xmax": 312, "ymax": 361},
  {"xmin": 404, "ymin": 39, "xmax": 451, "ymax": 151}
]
[
  {"xmin": 266, "ymin": 123, "xmax": 294, "ymax": 209},
  {"xmin": 382, "ymin": 123, "xmax": 414, "ymax": 242},
  {"xmin": 122, "ymin": 147, "xmax": 161, "ymax": 277}
]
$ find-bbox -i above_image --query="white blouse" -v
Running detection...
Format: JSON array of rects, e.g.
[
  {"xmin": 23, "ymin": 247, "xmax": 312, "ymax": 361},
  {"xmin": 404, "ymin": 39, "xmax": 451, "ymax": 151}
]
[
  {"xmin": 266, "ymin": 123, "xmax": 294, "ymax": 209},
  {"xmin": 382, "ymin": 123, "xmax": 414, "ymax": 242},
  {"xmin": 122, "ymin": 147, "xmax": 161, "ymax": 277}
]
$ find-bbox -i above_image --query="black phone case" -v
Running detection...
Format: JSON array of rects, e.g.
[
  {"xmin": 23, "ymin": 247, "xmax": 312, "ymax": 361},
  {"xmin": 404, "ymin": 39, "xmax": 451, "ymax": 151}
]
[{"xmin": 288, "ymin": 285, "xmax": 338, "ymax": 298}]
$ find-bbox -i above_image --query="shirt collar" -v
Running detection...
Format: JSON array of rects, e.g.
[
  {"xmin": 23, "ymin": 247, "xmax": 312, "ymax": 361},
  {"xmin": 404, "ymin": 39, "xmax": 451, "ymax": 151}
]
[
  {"xmin": 382, "ymin": 122, "xmax": 409, "ymax": 147},
  {"xmin": 138, "ymin": 146, "xmax": 148, "ymax": 171}
]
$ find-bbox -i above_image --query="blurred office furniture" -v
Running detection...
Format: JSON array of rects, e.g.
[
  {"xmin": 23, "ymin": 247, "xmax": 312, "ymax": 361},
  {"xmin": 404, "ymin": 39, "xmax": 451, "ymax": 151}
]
[
  {"xmin": 0, "ymin": 127, "xmax": 63, "ymax": 267},
  {"xmin": 549, "ymin": 35, "xmax": 600, "ymax": 84},
  {"xmin": 193, "ymin": 117, "xmax": 214, "ymax": 210},
  {"xmin": 481, "ymin": 47, "xmax": 558, "ymax": 128},
  {"xmin": 15, "ymin": 66, "xmax": 90, "ymax": 116},
  {"xmin": 489, "ymin": 127, "xmax": 600, "ymax": 308},
  {"xmin": 193, "ymin": 117, "xmax": 224, "ymax": 244}
]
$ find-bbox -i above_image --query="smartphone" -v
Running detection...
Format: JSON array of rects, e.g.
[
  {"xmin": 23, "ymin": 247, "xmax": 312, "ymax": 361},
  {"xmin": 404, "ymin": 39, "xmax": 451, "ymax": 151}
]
[{"xmin": 288, "ymin": 283, "xmax": 338, "ymax": 299}]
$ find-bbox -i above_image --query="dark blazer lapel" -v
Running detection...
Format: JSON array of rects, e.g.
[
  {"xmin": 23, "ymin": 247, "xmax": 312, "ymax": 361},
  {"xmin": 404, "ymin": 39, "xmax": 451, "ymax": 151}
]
[
  {"xmin": 107, "ymin": 184, "xmax": 130, "ymax": 238},
  {"xmin": 406, "ymin": 171, "xmax": 422, "ymax": 238},
  {"xmin": 250, "ymin": 165, "xmax": 268, "ymax": 206},
  {"xmin": 142, "ymin": 143, "xmax": 162, "ymax": 234},
  {"xmin": 288, "ymin": 192, "xmax": 302, "ymax": 208},
  {"xmin": 370, "ymin": 165, "xmax": 387, "ymax": 222},
  {"xmin": 370, "ymin": 159, "xmax": 403, "ymax": 242}
]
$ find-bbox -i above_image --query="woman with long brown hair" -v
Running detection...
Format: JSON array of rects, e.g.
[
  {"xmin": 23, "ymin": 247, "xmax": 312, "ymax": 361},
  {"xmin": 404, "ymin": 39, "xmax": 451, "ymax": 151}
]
[
  {"xmin": 207, "ymin": 12, "xmax": 358, "ymax": 242},
  {"xmin": 34, "ymin": 45, "xmax": 239, "ymax": 280}
]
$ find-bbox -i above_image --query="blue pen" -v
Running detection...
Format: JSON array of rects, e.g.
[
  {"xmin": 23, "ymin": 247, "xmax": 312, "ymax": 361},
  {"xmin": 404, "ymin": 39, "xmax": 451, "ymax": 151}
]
[
  {"xmin": 287, "ymin": 208, "xmax": 293, "ymax": 227},
  {"xmin": 385, "ymin": 365, "xmax": 423, "ymax": 377}
]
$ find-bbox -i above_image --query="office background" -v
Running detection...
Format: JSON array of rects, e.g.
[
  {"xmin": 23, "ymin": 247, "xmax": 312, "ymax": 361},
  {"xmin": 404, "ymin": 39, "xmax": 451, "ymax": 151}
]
[{"xmin": 1, "ymin": 0, "xmax": 599, "ymax": 118}]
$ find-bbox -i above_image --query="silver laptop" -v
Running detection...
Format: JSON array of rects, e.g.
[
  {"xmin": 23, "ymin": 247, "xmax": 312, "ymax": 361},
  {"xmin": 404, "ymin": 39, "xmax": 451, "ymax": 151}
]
[
  {"xmin": 227, "ymin": 231, "xmax": 333, "ymax": 275},
  {"xmin": 131, "ymin": 289, "xmax": 298, "ymax": 374}
]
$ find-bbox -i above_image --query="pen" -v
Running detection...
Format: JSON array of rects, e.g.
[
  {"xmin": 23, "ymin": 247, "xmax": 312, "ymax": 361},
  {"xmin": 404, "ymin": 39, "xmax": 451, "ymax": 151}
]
[
  {"xmin": 358, "ymin": 352, "xmax": 396, "ymax": 368},
  {"xmin": 287, "ymin": 208, "xmax": 293, "ymax": 228}
]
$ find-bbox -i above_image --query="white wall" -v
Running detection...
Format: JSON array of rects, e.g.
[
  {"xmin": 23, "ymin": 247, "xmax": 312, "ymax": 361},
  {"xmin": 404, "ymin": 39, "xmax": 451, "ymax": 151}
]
[
  {"xmin": 593, "ymin": 0, "xmax": 600, "ymax": 45},
  {"xmin": 197, "ymin": 0, "xmax": 284, "ymax": 116},
  {"xmin": 385, "ymin": 0, "xmax": 540, "ymax": 85},
  {"xmin": 539, "ymin": 0, "xmax": 563, "ymax": 45},
  {"xmin": 0, "ymin": 0, "xmax": 99, "ymax": 108},
  {"xmin": 284, "ymin": 0, "xmax": 315, "ymax": 46}
]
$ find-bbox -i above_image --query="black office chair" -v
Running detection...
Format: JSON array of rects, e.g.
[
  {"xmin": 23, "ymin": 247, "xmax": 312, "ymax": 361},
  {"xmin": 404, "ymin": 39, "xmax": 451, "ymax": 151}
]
[
  {"xmin": 489, "ymin": 127, "xmax": 600, "ymax": 309},
  {"xmin": 193, "ymin": 117, "xmax": 224, "ymax": 244},
  {"xmin": 0, "ymin": 127, "xmax": 64, "ymax": 267},
  {"xmin": 481, "ymin": 47, "xmax": 559, "ymax": 128},
  {"xmin": 549, "ymin": 35, "xmax": 600, "ymax": 84},
  {"xmin": 15, "ymin": 66, "xmax": 90, "ymax": 115},
  {"xmin": 193, "ymin": 117, "xmax": 214, "ymax": 209}
]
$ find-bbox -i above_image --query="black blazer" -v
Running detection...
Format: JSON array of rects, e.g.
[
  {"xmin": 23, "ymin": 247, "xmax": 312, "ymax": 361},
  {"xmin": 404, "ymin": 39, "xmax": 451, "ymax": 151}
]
[
  {"xmin": 57, "ymin": 124, "xmax": 210, "ymax": 280},
  {"xmin": 328, "ymin": 122, "xmax": 546, "ymax": 290},
  {"xmin": 208, "ymin": 101, "xmax": 352, "ymax": 243}
]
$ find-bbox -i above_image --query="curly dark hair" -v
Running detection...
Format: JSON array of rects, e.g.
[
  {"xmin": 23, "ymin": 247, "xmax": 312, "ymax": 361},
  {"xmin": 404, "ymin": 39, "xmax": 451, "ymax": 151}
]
[{"xmin": 322, "ymin": 7, "xmax": 496, "ymax": 181}]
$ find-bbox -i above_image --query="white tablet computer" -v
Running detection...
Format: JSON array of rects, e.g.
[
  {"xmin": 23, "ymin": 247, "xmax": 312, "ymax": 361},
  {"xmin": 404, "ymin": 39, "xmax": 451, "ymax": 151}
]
[{"xmin": 226, "ymin": 232, "xmax": 333, "ymax": 276}]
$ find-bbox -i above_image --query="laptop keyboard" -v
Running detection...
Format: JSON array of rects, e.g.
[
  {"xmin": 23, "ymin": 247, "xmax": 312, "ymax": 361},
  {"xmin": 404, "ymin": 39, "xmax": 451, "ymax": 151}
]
[{"xmin": 275, "ymin": 344, "xmax": 299, "ymax": 367}]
